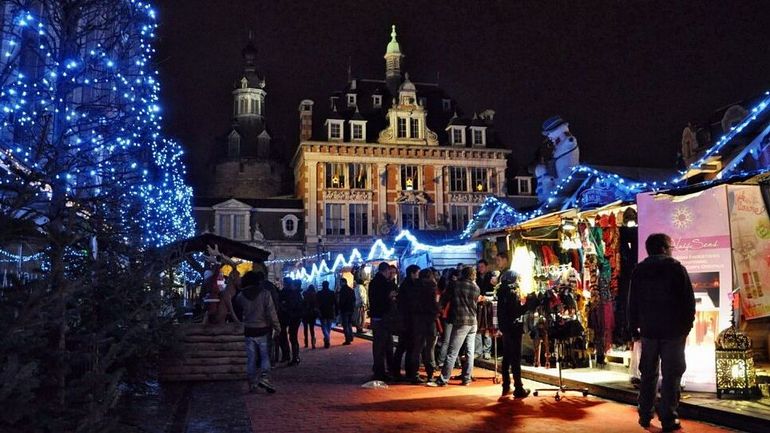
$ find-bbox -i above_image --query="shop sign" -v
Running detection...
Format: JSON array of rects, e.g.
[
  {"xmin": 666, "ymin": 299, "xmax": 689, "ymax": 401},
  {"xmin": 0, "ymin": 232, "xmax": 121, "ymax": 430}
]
[
  {"xmin": 637, "ymin": 186, "xmax": 733, "ymax": 393},
  {"xmin": 728, "ymin": 185, "xmax": 770, "ymax": 320}
]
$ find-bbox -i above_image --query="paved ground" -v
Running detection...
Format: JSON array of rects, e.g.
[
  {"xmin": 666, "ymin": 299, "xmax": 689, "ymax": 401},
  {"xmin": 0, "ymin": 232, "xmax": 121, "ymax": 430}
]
[{"xmin": 243, "ymin": 330, "xmax": 744, "ymax": 433}]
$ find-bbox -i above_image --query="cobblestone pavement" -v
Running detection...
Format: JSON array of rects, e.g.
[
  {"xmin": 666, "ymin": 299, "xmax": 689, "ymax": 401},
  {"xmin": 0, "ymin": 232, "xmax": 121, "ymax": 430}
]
[{"xmin": 243, "ymin": 330, "xmax": 744, "ymax": 433}]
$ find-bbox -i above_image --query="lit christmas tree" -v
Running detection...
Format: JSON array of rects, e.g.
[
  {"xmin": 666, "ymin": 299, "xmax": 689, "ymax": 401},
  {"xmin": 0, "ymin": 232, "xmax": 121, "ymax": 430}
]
[{"xmin": 0, "ymin": 0, "xmax": 194, "ymax": 248}]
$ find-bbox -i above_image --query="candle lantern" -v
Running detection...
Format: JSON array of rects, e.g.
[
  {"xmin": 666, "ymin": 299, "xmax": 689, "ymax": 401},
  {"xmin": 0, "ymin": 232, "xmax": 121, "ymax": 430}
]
[{"xmin": 715, "ymin": 307, "xmax": 758, "ymax": 399}]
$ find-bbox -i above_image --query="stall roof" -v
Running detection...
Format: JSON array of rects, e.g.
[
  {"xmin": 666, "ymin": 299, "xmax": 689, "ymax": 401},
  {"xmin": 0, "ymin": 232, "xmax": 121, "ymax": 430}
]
[{"xmin": 158, "ymin": 233, "xmax": 270, "ymax": 262}]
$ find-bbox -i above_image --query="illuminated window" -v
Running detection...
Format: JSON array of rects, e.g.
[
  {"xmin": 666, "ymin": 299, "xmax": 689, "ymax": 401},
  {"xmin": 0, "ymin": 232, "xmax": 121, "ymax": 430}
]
[
  {"xmin": 325, "ymin": 204, "xmax": 345, "ymax": 235},
  {"xmin": 401, "ymin": 165, "xmax": 419, "ymax": 190},
  {"xmin": 325, "ymin": 163, "xmax": 346, "ymax": 188},
  {"xmin": 449, "ymin": 167, "xmax": 468, "ymax": 192},
  {"xmin": 349, "ymin": 163, "xmax": 368, "ymax": 189},
  {"xmin": 329, "ymin": 122, "xmax": 342, "ymax": 140},
  {"xmin": 349, "ymin": 204, "xmax": 368, "ymax": 235},
  {"xmin": 471, "ymin": 167, "xmax": 488, "ymax": 192},
  {"xmin": 397, "ymin": 117, "xmax": 407, "ymax": 138},
  {"xmin": 409, "ymin": 118, "xmax": 419, "ymax": 139},
  {"xmin": 401, "ymin": 204, "xmax": 420, "ymax": 230},
  {"xmin": 450, "ymin": 206, "xmax": 470, "ymax": 231}
]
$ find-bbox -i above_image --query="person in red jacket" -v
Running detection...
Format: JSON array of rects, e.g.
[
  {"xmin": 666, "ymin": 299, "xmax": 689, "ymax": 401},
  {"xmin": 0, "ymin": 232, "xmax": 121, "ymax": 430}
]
[{"xmin": 628, "ymin": 233, "xmax": 695, "ymax": 432}]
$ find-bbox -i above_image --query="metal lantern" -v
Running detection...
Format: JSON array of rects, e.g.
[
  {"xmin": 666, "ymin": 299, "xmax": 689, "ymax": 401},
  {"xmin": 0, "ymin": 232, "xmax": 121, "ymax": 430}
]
[{"xmin": 715, "ymin": 322, "xmax": 757, "ymax": 399}]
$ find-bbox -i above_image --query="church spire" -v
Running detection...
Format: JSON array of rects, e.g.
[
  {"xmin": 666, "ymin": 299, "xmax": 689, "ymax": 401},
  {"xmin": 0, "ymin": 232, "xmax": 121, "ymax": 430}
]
[{"xmin": 384, "ymin": 25, "xmax": 404, "ymax": 96}]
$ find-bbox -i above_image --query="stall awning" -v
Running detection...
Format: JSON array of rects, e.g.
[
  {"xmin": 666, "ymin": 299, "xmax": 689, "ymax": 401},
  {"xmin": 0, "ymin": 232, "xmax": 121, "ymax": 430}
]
[{"xmin": 159, "ymin": 233, "xmax": 270, "ymax": 262}]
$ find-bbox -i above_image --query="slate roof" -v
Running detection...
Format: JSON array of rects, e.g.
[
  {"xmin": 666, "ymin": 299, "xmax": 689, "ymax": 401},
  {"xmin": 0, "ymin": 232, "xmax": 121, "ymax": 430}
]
[
  {"xmin": 306, "ymin": 77, "xmax": 501, "ymax": 148},
  {"xmin": 193, "ymin": 197, "xmax": 303, "ymax": 209}
]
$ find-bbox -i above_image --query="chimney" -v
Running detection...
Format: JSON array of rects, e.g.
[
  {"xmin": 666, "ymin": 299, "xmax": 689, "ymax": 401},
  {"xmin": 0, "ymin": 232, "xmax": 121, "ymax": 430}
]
[{"xmin": 299, "ymin": 99, "xmax": 314, "ymax": 142}]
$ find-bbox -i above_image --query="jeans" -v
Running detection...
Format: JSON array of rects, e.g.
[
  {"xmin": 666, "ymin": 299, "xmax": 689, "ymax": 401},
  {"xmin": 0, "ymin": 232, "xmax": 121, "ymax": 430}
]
[
  {"xmin": 437, "ymin": 321, "xmax": 454, "ymax": 367},
  {"xmin": 439, "ymin": 323, "xmax": 477, "ymax": 383},
  {"xmin": 501, "ymin": 324, "xmax": 524, "ymax": 390},
  {"xmin": 371, "ymin": 318, "xmax": 394, "ymax": 377},
  {"xmin": 320, "ymin": 318, "xmax": 333, "ymax": 345},
  {"xmin": 475, "ymin": 331, "xmax": 492, "ymax": 357},
  {"xmin": 638, "ymin": 336, "xmax": 687, "ymax": 424},
  {"xmin": 340, "ymin": 311, "xmax": 354, "ymax": 343},
  {"xmin": 407, "ymin": 318, "xmax": 437, "ymax": 379},
  {"xmin": 245, "ymin": 334, "xmax": 271, "ymax": 384}
]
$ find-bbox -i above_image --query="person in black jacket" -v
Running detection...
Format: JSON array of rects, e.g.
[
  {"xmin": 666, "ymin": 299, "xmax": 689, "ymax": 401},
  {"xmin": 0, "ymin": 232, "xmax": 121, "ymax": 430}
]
[
  {"xmin": 628, "ymin": 233, "xmax": 695, "ymax": 432},
  {"xmin": 495, "ymin": 252, "xmax": 530, "ymax": 398},
  {"xmin": 405, "ymin": 268, "xmax": 440, "ymax": 384},
  {"xmin": 317, "ymin": 281, "xmax": 336, "ymax": 349},
  {"xmin": 393, "ymin": 265, "xmax": 420, "ymax": 380},
  {"xmin": 369, "ymin": 262, "xmax": 397, "ymax": 381},
  {"xmin": 284, "ymin": 280, "xmax": 305, "ymax": 365},
  {"xmin": 302, "ymin": 285, "xmax": 318, "ymax": 349},
  {"xmin": 338, "ymin": 278, "xmax": 356, "ymax": 345}
]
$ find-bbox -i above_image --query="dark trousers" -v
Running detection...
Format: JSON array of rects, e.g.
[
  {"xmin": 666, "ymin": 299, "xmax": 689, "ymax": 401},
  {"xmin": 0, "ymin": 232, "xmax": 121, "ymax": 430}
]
[
  {"xmin": 501, "ymin": 324, "xmax": 524, "ymax": 390},
  {"xmin": 302, "ymin": 316, "xmax": 317, "ymax": 347},
  {"xmin": 277, "ymin": 320, "xmax": 291, "ymax": 361},
  {"xmin": 638, "ymin": 336, "xmax": 687, "ymax": 424},
  {"xmin": 393, "ymin": 328, "xmax": 412, "ymax": 376},
  {"xmin": 340, "ymin": 311, "xmax": 354, "ymax": 342},
  {"xmin": 371, "ymin": 318, "xmax": 394, "ymax": 377},
  {"xmin": 407, "ymin": 318, "xmax": 437, "ymax": 379},
  {"xmin": 288, "ymin": 318, "xmax": 301, "ymax": 361}
]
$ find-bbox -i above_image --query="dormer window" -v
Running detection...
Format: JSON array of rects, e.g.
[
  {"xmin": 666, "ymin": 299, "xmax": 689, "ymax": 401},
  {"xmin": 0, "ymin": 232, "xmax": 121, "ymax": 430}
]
[
  {"xmin": 442, "ymin": 99, "xmax": 451, "ymax": 112},
  {"xmin": 350, "ymin": 121, "xmax": 366, "ymax": 141},
  {"xmin": 326, "ymin": 119, "xmax": 344, "ymax": 141},
  {"xmin": 470, "ymin": 127, "xmax": 487, "ymax": 147},
  {"xmin": 372, "ymin": 95, "xmax": 382, "ymax": 108},
  {"xmin": 409, "ymin": 118, "xmax": 420, "ymax": 139},
  {"xmin": 347, "ymin": 93, "xmax": 357, "ymax": 107},
  {"xmin": 448, "ymin": 126, "xmax": 465, "ymax": 146},
  {"xmin": 330, "ymin": 96, "xmax": 339, "ymax": 110},
  {"xmin": 397, "ymin": 117, "xmax": 407, "ymax": 138}
]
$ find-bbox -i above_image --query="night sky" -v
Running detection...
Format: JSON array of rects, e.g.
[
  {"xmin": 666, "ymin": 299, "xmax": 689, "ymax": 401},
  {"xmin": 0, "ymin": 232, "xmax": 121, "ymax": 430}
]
[{"xmin": 154, "ymin": 0, "xmax": 770, "ymax": 191}]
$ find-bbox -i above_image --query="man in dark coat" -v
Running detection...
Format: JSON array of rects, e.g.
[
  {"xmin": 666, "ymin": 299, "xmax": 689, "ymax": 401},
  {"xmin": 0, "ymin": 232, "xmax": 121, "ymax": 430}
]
[
  {"xmin": 337, "ymin": 279, "xmax": 356, "ymax": 345},
  {"xmin": 628, "ymin": 233, "xmax": 695, "ymax": 432},
  {"xmin": 392, "ymin": 264, "xmax": 420, "ymax": 380},
  {"xmin": 369, "ymin": 262, "xmax": 397, "ymax": 381},
  {"xmin": 495, "ymin": 252, "xmax": 529, "ymax": 398},
  {"xmin": 317, "ymin": 281, "xmax": 336, "ymax": 349},
  {"xmin": 405, "ymin": 268, "xmax": 440, "ymax": 384}
]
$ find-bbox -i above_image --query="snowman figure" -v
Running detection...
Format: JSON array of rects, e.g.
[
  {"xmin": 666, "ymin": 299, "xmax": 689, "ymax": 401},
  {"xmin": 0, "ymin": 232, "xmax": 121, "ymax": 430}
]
[{"xmin": 542, "ymin": 116, "xmax": 580, "ymax": 181}]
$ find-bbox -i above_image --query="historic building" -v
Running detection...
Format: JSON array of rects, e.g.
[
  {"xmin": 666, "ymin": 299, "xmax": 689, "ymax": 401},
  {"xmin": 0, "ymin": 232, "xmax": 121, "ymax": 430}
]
[
  {"xmin": 193, "ymin": 36, "xmax": 303, "ymax": 276},
  {"xmin": 292, "ymin": 26, "xmax": 511, "ymax": 255},
  {"xmin": 203, "ymin": 35, "xmax": 290, "ymax": 199}
]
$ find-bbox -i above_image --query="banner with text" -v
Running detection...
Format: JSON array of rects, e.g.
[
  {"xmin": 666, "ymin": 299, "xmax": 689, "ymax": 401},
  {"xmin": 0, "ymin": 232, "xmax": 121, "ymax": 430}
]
[
  {"xmin": 637, "ymin": 186, "xmax": 733, "ymax": 393},
  {"xmin": 728, "ymin": 185, "xmax": 770, "ymax": 320}
]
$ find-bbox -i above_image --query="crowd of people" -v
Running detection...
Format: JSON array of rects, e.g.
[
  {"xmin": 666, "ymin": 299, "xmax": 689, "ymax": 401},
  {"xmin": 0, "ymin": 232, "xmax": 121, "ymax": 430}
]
[{"xmin": 200, "ymin": 233, "xmax": 694, "ymax": 431}]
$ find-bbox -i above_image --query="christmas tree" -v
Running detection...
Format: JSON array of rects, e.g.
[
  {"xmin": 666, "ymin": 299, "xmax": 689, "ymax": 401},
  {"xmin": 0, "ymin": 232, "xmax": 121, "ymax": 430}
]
[{"xmin": 0, "ymin": 0, "xmax": 194, "ymax": 247}]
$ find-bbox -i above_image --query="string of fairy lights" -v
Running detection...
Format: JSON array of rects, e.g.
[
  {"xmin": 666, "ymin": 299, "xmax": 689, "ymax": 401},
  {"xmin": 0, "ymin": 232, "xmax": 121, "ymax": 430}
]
[
  {"xmin": 287, "ymin": 229, "xmax": 477, "ymax": 284},
  {"xmin": 461, "ymin": 91, "xmax": 770, "ymax": 239},
  {"xmin": 0, "ymin": 1, "xmax": 194, "ymax": 248}
]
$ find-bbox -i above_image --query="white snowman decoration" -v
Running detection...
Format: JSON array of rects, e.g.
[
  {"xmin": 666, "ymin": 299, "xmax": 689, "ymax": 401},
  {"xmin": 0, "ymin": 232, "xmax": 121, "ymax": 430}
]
[{"xmin": 542, "ymin": 115, "xmax": 580, "ymax": 181}]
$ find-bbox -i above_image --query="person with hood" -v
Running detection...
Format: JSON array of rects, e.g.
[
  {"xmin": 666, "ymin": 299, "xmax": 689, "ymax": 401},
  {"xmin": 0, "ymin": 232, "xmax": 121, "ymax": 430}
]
[
  {"xmin": 628, "ymin": 233, "xmax": 695, "ymax": 432},
  {"xmin": 316, "ymin": 281, "xmax": 336, "ymax": 348},
  {"xmin": 302, "ymin": 284, "xmax": 318, "ymax": 349},
  {"xmin": 235, "ymin": 271, "xmax": 280, "ymax": 394},
  {"xmin": 337, "ymin": 278, "xmax": 356, "ymax": 345},
  {"xmin": 495, "ymin": 252, "xmax": 530, "ymax": 398}
]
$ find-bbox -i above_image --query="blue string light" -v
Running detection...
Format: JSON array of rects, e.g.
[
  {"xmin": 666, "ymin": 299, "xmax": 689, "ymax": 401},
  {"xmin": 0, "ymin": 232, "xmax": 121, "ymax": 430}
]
[{"xmin": 0, "ymin": 1, "xmax": 194, "ymax": 248}]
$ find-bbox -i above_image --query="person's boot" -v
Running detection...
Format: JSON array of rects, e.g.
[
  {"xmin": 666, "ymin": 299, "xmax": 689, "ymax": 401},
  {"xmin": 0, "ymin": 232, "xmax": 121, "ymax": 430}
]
[
  {"xmin": 288, "ymin": 357, "xmax": 301, "ymax": 366},
  {"xmin": 501, "ymin": 383, "xmax": 512, "ymax": 397},
  {"xmin": 257, "ymin": 377, "xmax": 276, "ymax": 394},
  {"xmin": 513, "ymin": 387, "xmax": 530, "ymax": 398}
]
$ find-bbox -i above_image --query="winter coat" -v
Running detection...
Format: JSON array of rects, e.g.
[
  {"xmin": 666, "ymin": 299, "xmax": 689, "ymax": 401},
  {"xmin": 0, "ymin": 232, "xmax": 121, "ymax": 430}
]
[
  {"xmin": 496, "ymin": 273, "xmax": 525, "ymax": 334},
  {"xmin": 449, "ymin": 278, "xmax": 480, "ymax": 326},
  {"xmin": 235, "ymin": 284, "xmax": 280, "ymax": 337},
  {"xmin": 369, "ymin": 272, "xmax": 395, "ymax": 320},
  {"xmin": 338, "ymin": 285, "xmax": 356, "ymax": 314},
  {"xmin": 628, "ymin": 255, "xmax": 695, "ymax": 339},
  {"xmin": 316, "ymin": 288, "xmax": 336, "ymax": 320},
  {"xmin": 280, "ymin": 287, "xmax": 304, "ymax": 321},
  {"xmin": 409, "ymin": 278, "xmax": 440, "ymax": 319},
  {"xmin": 302, "ymin": 289, "xmax": 318, "ymax": 320}
]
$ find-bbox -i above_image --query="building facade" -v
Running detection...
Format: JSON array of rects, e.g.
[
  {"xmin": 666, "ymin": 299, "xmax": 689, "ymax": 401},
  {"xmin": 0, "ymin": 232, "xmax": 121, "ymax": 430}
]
[
  {"xmin": 292, "ymin": 26, "xmax": 510, "ymax": 254},
  {"xmin": 203, "ymin": 35, "xmax": 290, "ymax": 199}
]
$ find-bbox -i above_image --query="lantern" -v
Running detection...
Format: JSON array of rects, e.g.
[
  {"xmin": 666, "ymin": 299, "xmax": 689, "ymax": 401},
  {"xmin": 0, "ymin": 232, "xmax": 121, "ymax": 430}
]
[{"xmin": 715, "ymin": 319, "xmax": 758, "ymax": 399}]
